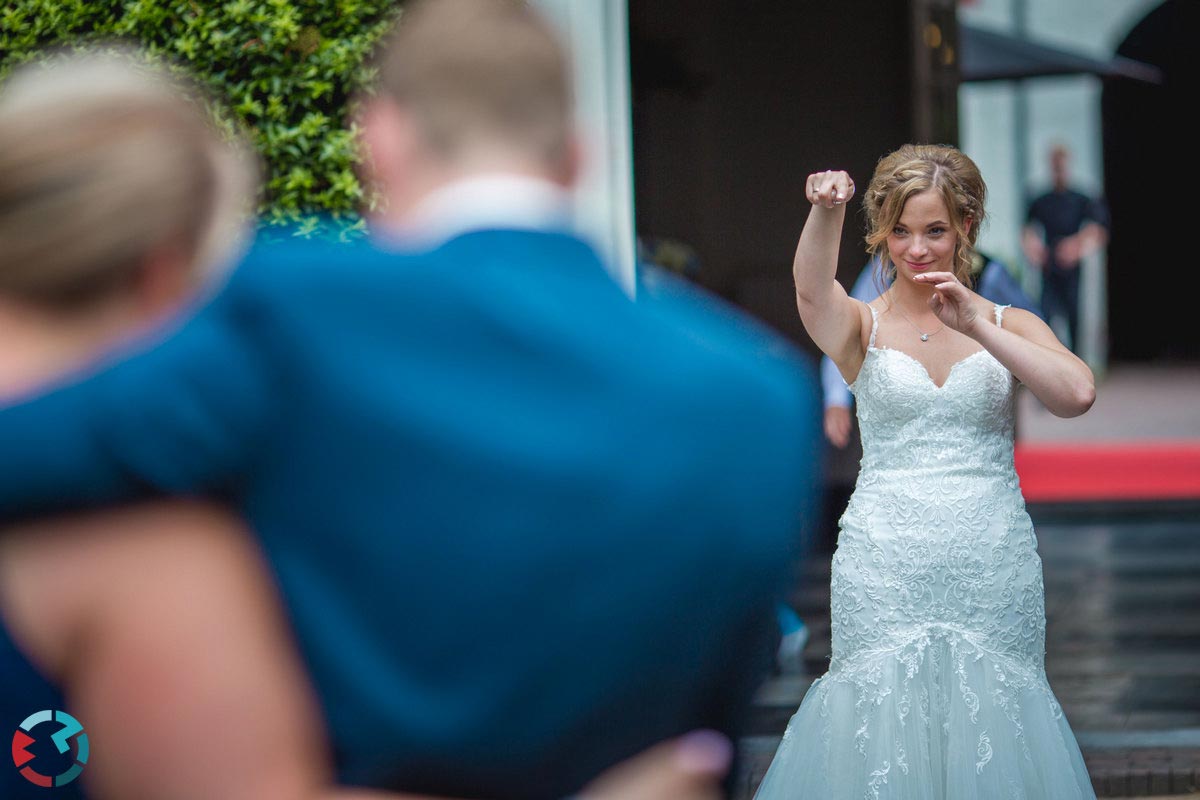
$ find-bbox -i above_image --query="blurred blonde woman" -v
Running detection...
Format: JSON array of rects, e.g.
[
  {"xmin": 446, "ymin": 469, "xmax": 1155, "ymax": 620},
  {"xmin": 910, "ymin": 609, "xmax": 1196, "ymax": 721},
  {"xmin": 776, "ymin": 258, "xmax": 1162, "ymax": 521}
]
[
  {"xmin": 753, "ymin": 145, "xmax": 1096, "ymax": 799},
  {"xmin": 0, "ymin": 50, "xmax": 728, "ymax": 800}
]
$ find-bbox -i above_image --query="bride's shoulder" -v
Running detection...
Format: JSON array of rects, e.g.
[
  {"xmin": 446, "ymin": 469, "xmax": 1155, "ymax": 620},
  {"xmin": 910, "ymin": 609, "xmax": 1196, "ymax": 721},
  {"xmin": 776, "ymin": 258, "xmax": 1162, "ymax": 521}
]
[
  {"xmin": 857, "ymin": 297, "xmax": 882, "ymax": 319},
  {"xmin": 855, "ymin": 298, "xmax": 881, "ymax": 348},
  {"xmin": 996, "ymin": 306, "xmax": 1047, "ymax": 333},
  {"xmin": 995, "ymin": 306, "xmax": 1067, "ymax": 349}
]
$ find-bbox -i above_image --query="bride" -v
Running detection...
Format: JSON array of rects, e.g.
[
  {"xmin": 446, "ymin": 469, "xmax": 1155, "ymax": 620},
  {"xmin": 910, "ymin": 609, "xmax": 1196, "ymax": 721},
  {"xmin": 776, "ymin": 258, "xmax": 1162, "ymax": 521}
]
[{"xmin": 753, "ymin": 145, "xmax": 1097, "ymax": 799}]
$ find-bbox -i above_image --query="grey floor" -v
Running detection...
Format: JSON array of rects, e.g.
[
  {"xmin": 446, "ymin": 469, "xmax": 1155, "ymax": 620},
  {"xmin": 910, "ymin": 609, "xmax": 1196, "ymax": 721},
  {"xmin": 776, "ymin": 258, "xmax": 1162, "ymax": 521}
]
[{"xmin": 1017, "ymin": 365, "xmax": 1200, "ymax": 444}]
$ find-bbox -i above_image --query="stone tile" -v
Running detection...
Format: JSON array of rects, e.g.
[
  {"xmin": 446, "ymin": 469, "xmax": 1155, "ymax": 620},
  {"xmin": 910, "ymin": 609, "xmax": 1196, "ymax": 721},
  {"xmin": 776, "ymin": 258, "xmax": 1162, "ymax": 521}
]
[
  {"xmin": 1124, "ymin": 712, "xmax": 1200, "ymax": 730},
  {"xmin": 1121, "ymin": 677, "xmax": 1200, "ymax": 713},
  {"xmin": 1171, "ymin": 768, "xmax": 1198, "ymax": 792},
  {"xmin": 753, "ymin": 674, "xmax": 815, "ymax": 707},
  {"xmin": 1017, "ymin": 365, "xmax": 1200, "ymax": 444},
  {"xmin": 1077, "ymin": 729, "xmax": 1200, "ymax": 749}
]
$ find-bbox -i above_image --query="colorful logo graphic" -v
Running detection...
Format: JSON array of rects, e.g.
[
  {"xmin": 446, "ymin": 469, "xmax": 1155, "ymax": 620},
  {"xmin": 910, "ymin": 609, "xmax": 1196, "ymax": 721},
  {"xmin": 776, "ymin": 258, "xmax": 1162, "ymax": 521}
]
[{"xmin": 12, "ymin": 710, "xmax": 89, "ymax": 787}]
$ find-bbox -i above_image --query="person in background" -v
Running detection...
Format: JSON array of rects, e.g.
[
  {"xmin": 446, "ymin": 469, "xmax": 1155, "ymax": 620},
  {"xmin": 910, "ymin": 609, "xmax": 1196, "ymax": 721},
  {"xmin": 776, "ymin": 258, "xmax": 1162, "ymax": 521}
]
[
  {"xmin": 0, "ymin": 1, "xmax": 820, "ymax": 797},
  {"xmin": 773, "ymin": 604, "xmax": 809, "ymax": 674},
  {"xmin": 1022, "ymin": 144, "xmax": 1108, "ymax": 353}
]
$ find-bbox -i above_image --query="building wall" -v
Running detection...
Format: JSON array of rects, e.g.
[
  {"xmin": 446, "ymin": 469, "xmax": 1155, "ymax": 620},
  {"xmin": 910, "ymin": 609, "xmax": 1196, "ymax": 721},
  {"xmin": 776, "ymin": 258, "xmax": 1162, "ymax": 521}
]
[{"xmin": 630, "ymin": 0, "xmax": 916, "ymax": 347}]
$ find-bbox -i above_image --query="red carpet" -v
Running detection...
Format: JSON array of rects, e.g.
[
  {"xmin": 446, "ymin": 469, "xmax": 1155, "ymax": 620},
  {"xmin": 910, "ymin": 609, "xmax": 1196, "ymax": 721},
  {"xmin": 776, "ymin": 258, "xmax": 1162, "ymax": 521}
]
[{"xmin": 1015, "ymin": 441, "xmax": 1200, "ymax": 502}]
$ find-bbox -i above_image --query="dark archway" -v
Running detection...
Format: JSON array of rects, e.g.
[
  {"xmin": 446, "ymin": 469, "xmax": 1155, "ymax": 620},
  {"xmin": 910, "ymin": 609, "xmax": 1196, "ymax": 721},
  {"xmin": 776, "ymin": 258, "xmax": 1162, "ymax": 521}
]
[
  {"xmin": 1102, "ymin": 0, "xmax": 1198, "ymax": 361},
  {"xmin": 628, "ymin": 0, "xmax": 934, "ymax": 347}
]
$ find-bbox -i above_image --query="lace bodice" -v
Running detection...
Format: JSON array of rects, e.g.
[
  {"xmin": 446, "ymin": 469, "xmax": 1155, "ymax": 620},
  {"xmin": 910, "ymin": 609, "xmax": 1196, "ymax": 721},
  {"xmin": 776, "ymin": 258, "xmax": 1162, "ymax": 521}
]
[
  {"xmin": 836, "ymin": 304, "xmax": 1040, "ymax": 672},
  {"xmin": 848, "ymin": 304, "xmax": 1018, "ymax": 493}
]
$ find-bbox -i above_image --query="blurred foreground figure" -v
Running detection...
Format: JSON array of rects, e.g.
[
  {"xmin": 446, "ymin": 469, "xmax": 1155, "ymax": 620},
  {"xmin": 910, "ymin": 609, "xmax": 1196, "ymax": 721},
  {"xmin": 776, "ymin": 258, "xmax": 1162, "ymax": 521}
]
[
  {"xmin": 0, "ymin": 2, "xmax": 820, "ymax": 798},
  {"xmin": 0, "ymin": 50, "xmax": 738, "ymax": 800},
  {"xmin": 0, "ymin": 51, "xmax": 335, "ymax": 800}
]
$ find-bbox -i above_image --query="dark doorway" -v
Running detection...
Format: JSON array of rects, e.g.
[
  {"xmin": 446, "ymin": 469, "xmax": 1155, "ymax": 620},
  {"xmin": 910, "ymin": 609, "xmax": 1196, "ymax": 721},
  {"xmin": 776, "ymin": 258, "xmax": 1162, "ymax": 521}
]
[
  {"xmin": 1102, "ymin": 0, "xmax": 1197, "ymax": 362},
  {"xmin": 628, "ymin": 0, "xmax": 934, "ymax": 348}
]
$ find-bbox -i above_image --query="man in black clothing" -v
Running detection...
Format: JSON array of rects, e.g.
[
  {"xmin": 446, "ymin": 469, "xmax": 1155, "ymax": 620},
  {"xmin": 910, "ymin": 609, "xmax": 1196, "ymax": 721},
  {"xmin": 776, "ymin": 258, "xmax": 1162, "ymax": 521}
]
[{"xmin": 1022, "ymin": 145, "xmax": 1109, "ymax": 353}]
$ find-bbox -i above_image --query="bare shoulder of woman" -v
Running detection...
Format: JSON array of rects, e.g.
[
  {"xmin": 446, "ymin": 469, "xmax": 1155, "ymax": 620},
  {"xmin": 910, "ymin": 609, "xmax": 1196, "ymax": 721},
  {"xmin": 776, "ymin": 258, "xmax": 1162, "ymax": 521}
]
[
  {"xmin": 861, "ymin": 297, "xmax": 885, "ymax": 348},
  {"xmin": 826, "ymin": 298, "xmax": 875, "ymax": 386},
  {"xmin": 998, "ymin": 307, "xmax": 1061, "ymax": 344}
]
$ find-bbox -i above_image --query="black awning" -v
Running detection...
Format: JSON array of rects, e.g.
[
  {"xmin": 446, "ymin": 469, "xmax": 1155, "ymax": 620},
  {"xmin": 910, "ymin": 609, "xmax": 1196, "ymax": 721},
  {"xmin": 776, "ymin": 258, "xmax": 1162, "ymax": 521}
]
[{"xmin": 960, "ymin": 24, "xmax": 1162, "ymax": 84}]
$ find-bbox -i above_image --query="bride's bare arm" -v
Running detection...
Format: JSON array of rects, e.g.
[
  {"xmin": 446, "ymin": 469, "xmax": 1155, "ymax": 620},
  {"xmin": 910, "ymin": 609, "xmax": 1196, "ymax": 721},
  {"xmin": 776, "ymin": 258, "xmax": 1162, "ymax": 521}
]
[
  {"xmin": 915, "ymin": 272, "xmax": 1095, "ymax": 418},
  {"xmin": 793, "ymin": 171, "xmax": 867, "ymax": 378},
  {"xmin": 971, "ymin": 308, "xmax": 1095, "ymax": 417}
]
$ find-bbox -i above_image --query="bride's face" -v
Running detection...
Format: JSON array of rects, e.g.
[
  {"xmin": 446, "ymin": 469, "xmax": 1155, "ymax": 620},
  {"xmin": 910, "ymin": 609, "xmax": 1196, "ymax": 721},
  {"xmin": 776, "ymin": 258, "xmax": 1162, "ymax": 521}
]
[{"xmin": 886, "ymin": 189, "xmax": 957, "ymax": 284}]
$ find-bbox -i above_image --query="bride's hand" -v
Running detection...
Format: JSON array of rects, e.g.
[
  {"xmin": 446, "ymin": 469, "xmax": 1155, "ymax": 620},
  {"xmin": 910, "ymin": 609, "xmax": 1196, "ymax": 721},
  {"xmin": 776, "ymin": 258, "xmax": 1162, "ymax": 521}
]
[
  {"xmin": 913, "ymin": 272, "xmax": 984, "ymax": 336},
  {"xmin": 806, "ymin": 170, "xmax": 855, "ymax": 209}
]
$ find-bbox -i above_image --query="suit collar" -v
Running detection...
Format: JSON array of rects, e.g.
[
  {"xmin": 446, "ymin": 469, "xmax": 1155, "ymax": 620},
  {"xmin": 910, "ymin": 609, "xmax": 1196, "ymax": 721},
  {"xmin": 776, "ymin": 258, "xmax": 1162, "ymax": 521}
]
[{"xmin": 379, "ymin": 174, "xmax": 572, "ymax": 252}]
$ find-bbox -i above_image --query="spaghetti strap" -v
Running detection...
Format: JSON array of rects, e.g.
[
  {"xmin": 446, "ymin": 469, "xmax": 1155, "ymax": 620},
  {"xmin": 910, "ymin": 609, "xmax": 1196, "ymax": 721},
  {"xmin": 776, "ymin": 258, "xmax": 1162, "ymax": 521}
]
[
  {"xmin": 868, "ymin": 305, "xmax": 880, "ymax": 349},
  {"xmin": 994, "ymin": 304, "xmax": 1011, "ymax": 329}
]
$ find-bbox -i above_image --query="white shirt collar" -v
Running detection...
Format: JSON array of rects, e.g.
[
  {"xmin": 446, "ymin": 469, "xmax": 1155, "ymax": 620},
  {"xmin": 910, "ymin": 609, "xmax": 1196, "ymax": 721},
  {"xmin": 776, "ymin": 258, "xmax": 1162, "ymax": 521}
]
[{"xmin": 381, "ymin": 173, "xmax": 572, "ymax": 251}]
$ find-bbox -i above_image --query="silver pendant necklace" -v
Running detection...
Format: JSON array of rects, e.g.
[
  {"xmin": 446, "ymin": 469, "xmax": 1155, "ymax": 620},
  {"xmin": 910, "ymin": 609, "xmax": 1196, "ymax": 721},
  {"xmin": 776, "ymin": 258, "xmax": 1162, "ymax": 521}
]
[{"xmin": 892, "ymin": 306, "xmax": 944, "ymax": 342}]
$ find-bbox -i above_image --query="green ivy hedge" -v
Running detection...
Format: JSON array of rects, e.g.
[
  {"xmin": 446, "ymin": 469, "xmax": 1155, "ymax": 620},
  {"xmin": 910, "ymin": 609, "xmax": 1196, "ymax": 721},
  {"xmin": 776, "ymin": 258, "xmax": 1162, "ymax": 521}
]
[{"xmin": 0, "ymin": 0, "xmax": 405, "ymax": 236}]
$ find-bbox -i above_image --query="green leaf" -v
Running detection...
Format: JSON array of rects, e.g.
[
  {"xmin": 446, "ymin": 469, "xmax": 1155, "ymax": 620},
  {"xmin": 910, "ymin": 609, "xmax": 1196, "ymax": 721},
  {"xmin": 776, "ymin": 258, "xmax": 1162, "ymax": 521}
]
[{"xmin": 0, "ymin": 0, "xmax": 401, "ymax": 232}]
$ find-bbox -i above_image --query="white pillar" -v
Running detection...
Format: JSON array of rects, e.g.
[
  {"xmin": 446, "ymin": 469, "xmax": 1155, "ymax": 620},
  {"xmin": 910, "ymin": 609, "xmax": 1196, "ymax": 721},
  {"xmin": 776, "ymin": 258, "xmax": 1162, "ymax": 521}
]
[{"xmin": 533, "ymin": 0, "xmax": 637, "ymax": 296}]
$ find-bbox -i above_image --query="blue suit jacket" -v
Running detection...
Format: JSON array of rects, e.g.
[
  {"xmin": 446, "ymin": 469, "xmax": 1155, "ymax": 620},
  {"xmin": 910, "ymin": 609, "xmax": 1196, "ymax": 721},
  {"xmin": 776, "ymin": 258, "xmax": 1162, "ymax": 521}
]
[{"xmin": 0, "ymin": 229, "xmax": 819, "ymax": 798}]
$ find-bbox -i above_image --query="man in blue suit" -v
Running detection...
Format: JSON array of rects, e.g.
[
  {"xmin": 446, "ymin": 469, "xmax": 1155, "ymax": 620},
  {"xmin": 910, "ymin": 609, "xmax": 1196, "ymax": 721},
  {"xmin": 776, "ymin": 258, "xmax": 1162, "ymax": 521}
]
[{"xmin": 0, "ymin": 1, "xmax": 819, "ymax": 797}]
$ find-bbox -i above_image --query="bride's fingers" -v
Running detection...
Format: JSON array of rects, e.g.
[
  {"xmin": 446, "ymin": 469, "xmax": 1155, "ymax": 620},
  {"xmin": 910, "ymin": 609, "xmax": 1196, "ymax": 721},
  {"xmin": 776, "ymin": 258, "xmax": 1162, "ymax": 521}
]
[
  {"xmin": 810, "ymin": 172, "xmax": 829, "ymax": 205},
  {"xmin": 831, "ymin": 174, "xmax": 854, "ymax": 205},
  {"xmin": 807, "ymin": 170, "xmax": 853, "ymax": 208},
  {"xmin": 806, "ymin": 174, "xmax": 823, "ymax": 202},
  {"xmin": 806, "ymin": 172, "xmax": 831, "ymax": 205},
  {"xmin": 820, "ymin": 173, "xmax": 840, "ymax": 208}
]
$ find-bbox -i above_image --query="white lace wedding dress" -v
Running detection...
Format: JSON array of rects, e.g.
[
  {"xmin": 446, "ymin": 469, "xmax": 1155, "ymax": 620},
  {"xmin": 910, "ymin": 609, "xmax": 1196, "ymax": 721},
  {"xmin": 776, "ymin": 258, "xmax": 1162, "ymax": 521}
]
[{"xmin": 754, "ymin": 306, "xmax": 1095, "ymax": 799}]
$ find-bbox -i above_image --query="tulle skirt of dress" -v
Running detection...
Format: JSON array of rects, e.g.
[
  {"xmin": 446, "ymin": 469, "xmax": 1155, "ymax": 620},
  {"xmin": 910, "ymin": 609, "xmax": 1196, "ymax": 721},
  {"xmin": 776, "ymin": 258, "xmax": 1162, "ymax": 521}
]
[{"xmin": 752, "ymin": 634, "xmax": 1096, "ymax": 800}]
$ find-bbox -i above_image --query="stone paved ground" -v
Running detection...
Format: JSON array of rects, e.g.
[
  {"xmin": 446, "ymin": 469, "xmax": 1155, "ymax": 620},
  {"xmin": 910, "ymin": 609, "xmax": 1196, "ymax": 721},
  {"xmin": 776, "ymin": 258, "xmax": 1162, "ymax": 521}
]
[{"xmin": 1016, "ymin": 365, "xmax": 1200, "ymax": 444}]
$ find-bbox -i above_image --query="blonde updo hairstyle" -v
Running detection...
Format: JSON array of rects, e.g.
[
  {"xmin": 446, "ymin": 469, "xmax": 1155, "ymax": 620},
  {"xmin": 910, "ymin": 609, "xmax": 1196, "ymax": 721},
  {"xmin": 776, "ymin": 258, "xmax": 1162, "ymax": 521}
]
[
  {"xmin": 862, "ymin": 144, "xmax": 986, "ymax": 288},
  {"xmin": 0, "ymin": 48, "xmax": 257, "ymax": 312}
]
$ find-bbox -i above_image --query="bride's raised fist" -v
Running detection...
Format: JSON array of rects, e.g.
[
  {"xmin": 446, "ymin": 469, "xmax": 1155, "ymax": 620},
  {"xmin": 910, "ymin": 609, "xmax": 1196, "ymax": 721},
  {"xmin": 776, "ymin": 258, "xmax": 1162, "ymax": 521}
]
[{"xmin": 806, "ymin": 170, "xmax": 855, "ymax": 208}]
